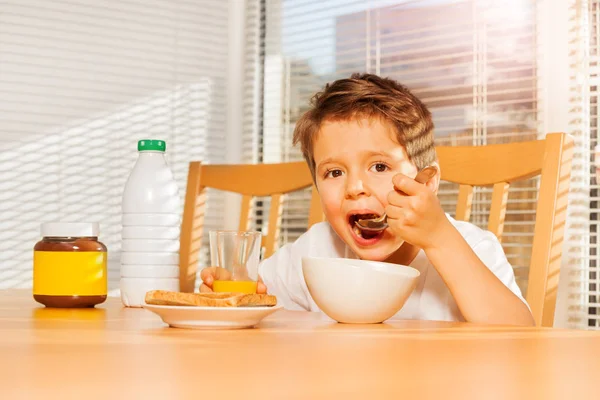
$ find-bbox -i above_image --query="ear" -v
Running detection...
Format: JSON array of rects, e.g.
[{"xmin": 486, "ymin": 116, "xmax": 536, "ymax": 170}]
[{"xmin": 425, "ymin": 161, "xmax": 441, "ymax": 194}]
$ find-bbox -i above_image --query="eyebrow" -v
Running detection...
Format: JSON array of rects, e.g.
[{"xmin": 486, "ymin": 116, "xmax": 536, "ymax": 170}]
[
  {"xmin": 316, "ymin": 150, "xmax": 395, "ymax": 171},
  {"xmin": 316, "ymin": 157, "xmax": 336, "ymax": 171},
  {"xmin": 364, "ymin": 150, "xmax": 394, "ymax": 159}
]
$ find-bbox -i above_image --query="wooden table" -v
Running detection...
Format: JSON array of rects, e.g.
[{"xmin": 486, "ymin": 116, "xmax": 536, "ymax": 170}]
[{"xmin": 1, "ymin": 289, "xmax": 600, "ymax": 399}]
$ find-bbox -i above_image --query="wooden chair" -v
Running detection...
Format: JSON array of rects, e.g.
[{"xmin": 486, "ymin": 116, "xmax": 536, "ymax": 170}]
[
  {"xmin": 437, "ymin": 132, "xmax": 574, "ymax": 327},
  {"xmin": 179, "ymin": 161, "xmax": 324, "ymax": 293}
]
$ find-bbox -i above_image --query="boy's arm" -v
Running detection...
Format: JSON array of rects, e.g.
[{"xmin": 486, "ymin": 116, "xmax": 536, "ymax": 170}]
[
  {"xmin": 424, "ymin": 223, "xmax": 534, "ymax": 326},
  {"xmin": 387, "ymin": 173, "xmax": 535, "ymax": 326}
]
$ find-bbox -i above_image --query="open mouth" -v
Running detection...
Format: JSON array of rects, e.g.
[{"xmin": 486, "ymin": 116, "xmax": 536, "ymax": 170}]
[{"xmin": 348, "ymin": 213, "xmax": 383, "ymax": 240}]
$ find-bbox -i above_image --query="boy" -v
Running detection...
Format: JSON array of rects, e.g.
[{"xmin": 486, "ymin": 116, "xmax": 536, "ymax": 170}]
[{"xmin": 202, "ymin": 73, "xmax": 534, "ymax": 326}]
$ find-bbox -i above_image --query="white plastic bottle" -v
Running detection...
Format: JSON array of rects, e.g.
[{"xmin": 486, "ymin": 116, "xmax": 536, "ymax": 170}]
[{"xmin": 120, "ymin": 139, "xmax": 181, "ymax": 307}]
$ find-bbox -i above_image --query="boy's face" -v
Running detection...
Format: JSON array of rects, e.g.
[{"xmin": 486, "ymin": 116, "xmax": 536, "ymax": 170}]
[{"xmin": 313, "ymin": 117, "xmax": 425, "ymax": 261}]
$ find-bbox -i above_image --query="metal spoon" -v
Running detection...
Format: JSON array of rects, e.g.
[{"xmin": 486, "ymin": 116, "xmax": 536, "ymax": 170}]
[{"xmin": 354, "ymin": 165, "xmax": 439, "ymax": 232}]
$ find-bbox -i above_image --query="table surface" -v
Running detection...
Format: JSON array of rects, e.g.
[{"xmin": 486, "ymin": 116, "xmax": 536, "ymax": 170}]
[{"xmin": 1, "ymin": 289, "xmax": 600, "ymax": 399}]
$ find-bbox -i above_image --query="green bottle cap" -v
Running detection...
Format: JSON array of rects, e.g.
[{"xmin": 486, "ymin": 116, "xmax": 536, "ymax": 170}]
[{"xmin": 137, "ymin": 139, "xmax": 166, "ymax": 152}]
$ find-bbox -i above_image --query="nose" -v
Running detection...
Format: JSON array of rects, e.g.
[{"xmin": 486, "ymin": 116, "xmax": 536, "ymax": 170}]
[{"xmin": 345, "ymin": 172, "xmax": 370, "ymax": 199}]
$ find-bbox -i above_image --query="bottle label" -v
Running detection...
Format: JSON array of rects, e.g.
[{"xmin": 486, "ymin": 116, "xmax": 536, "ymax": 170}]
[{"xmin": 33, "ymin": 251, "xmax": 107, "ymax": 296}]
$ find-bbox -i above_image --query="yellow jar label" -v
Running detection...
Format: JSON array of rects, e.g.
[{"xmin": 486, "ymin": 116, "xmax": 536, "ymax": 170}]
[{"xmin": 33, "ymin": 251, "xmax": 107, "ymax": 296}]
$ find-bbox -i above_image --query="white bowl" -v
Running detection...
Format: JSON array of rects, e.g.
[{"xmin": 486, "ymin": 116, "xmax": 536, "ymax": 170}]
[{"xmin": 301, "ymin": 257, "xmax": 420, "ymax": 324}]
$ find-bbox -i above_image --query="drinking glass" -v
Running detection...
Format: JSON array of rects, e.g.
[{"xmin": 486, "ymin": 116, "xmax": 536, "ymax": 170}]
[{"xmin": 209, "ymin": 230, "xmax": 262, "ymax": 294}]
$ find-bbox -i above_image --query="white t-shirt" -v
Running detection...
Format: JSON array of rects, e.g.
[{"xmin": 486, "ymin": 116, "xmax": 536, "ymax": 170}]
[{"xmin": 258, "ymin": 215, "xmax": 527, "ymax": 322}]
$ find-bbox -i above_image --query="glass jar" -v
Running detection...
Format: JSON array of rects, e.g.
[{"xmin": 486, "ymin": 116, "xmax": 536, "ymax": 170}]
[{"xmin": 33, "ymin": 222, "xmax": 107, "ymax": 308}]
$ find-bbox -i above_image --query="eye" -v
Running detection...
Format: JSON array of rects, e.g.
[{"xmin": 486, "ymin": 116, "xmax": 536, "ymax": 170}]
[
  {"xmin": 370, "ymin": 163, "xmax": 389, "ymax": 173},
  {"xmin": 324, "ymin": 169, "xmax": 344, "ymax": 179}
]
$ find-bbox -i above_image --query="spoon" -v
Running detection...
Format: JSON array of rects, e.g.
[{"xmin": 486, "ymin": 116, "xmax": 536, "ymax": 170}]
[{"xmin": 354, "ymin": 165, "xmax": 439, "ymax": 232}]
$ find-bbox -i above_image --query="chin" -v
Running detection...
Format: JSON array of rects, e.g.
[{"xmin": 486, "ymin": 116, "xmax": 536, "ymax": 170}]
[
  {"xmin": 354, "ymin": 249, "xmax": 389, "ymax": 261},
  {"xmin": 346, "ymin": 229, "xmax": 403, "ymax": 261},
  {"xmin": 352, "ymin": 242, "xmax": 402, "ymax": 262}
]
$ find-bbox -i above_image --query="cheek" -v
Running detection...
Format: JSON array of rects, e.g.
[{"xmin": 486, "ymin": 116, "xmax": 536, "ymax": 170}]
[{"xmin": 317, "ymin": 181, "xmax": 344, "ymax": 218}]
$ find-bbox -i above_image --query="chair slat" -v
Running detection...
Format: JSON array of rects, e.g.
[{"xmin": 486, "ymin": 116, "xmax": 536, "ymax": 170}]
[
  {"xmin": 179, "ymin": 162, "xmax": 205, "ymax": 293},
  {"xmin": 527, "ymin": 133, "xmax": 574, "ymax": 327},
  {"xmin": 455, "ymin": 185, "xmax": 473, "ymax": 222},
  {"xmin": 487, "ymin": 182, "xmax": 510, "ymax": 241},
  {"xmin": 264, "ymin": 194, "xmax": 283, "ymax": 258},
  {"xmin": 437, "ymin": 140, "xmax": 546, "ymax": 185},
  {"xmin": 238, "ymin": 195, "xmax": 253, "ymax": 232},
  {"xmin": 199, "ymin": 162, "xmax": 313, "ymax": 196},
  {"xmin": 308, "ymin": 185, "xmax": 324, "ymax": 228}
]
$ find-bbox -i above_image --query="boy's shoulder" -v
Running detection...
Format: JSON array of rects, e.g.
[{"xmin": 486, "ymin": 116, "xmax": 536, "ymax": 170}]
[
  {"xmin": 447, "ymin": 214, "xmax": 511, "ymax": 271},
  {"xmin": 447, "ymin": 214, "xmax": 498, "ymax": 247}
]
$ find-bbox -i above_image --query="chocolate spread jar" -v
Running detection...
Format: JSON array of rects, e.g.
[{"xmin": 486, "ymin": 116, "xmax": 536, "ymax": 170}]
[{"xmin": 33, "ymin": 222, "xmax": 107, "ymax": 308}]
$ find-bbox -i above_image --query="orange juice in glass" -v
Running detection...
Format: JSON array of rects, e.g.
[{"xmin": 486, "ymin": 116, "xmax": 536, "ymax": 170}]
[{"xmin": 209, "ymin": 230, "xmax": 262, "ymax": 294}]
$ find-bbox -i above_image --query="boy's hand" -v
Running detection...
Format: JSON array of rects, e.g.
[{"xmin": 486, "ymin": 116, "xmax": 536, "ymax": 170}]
[
  {"xmin": 385, "ymin": 173, "xmax": 453, "ymax": 251},
  {"xmin": 199, "ymin": 267, "xmax": 268, "ymax": 294}
]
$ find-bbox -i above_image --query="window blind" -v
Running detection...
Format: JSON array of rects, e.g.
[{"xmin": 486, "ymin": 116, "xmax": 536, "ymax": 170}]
[
  {"xmin": 567, "ymin": 0, "xmax": 600, "ymax": 329},
  {"xmin": 241, "ymin": 0, "xmax": 267, "ymax": 236},
  {"xmin": 587, "ymin": 0, "xmax": 600, "ymax": 330},
  {"xmin": 243, "ymin": 0, "xmax": 266, "ymax": 165},
  {"xmin": 0, "ymin": 0, "xmax": 230, "ymax": 290},
  {"xmin": 260, "ymin": 0, "xmax": 541, "ymax": 294}
]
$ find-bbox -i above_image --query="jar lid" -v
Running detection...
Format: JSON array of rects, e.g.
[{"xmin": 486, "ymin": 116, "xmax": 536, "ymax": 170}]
[{"xmin": 41, "ymin": 222, "xmax": 99, "ymax": 237}]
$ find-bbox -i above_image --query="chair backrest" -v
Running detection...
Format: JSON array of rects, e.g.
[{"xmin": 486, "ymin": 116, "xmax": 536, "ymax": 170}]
[
  {"xmin": 179, "ymin": 161, "xmax": 323, "ymax": 293},
  {"xmin": 437, "ymin": 132, "xmax": 574, "ymax": 327}
]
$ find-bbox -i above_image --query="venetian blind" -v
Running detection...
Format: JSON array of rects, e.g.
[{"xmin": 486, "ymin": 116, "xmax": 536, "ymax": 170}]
[
  {"xmin": 241, "ymin": 0, "xmax": 269, "ymax": 235},
  {"xmin": 0, "ymin": 0, "xmax": 230, "ymax": 291},
  {"xmin": 243, "ymin": 0, "xmax": 266, "ymax": 164},
  {"xmin": 587, "ymin": 0, "xmax": 600, "ymax": 330},
  {"xmin": 261, "ymin": 0, "xmax": 541, "ymax": 295},
  {"xmin": 567, "ymin": 0, "xmax": 600, "ymax": 329}
]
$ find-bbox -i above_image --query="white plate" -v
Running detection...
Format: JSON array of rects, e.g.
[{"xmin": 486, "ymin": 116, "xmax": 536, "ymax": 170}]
[{"xmin": 142, "ymin": 303, "xmax": 283, "ymax": 330}]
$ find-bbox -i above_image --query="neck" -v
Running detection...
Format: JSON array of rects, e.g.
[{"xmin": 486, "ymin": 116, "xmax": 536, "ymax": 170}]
[{"xmin": 385, "ymin": 242, "xmax": 421, "ymax": 266}]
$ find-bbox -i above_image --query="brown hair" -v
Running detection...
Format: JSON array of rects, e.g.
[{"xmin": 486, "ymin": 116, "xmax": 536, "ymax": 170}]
[{"xmin": 292, "ymin": 73, "xmax": 436, "ymax": 181}]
